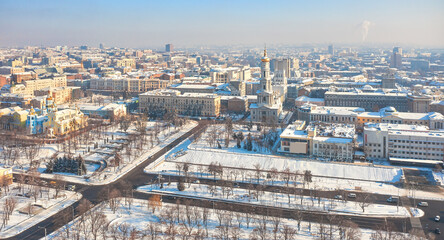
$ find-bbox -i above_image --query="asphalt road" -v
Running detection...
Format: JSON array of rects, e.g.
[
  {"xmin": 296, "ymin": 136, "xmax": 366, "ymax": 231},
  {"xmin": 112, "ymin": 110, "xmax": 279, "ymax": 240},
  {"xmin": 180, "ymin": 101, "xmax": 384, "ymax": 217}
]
[{"xmin": 4, "ymin": 120, "xmax": 444, "ymax": 239}]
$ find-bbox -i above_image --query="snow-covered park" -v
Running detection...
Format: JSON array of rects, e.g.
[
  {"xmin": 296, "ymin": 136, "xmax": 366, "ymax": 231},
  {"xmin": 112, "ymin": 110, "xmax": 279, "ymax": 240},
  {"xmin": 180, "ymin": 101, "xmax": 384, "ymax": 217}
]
[
  {"xmin": 1, "ymin": 119, "xmax": 197, "ymax": 185},
  {"xmin": 0, "ymin": 183, "xmax": 81, "ymax": 238},
  {"xmin": 46, "ymin": 197, "xmax": 410, "ymax": 240}
]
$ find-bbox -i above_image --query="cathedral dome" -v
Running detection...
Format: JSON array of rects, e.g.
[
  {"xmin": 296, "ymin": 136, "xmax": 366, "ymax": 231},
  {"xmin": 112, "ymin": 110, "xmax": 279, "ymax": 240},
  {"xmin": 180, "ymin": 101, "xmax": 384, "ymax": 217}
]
[{"xmin": 261, "ymin": 47, "xmax": 270, "ymax": 62}]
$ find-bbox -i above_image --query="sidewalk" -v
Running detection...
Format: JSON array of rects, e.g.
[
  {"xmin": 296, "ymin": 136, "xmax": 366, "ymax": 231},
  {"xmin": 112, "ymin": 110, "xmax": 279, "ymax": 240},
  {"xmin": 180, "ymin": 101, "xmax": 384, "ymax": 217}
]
[{"xmin": 0, "ymin": 192, "xmax": 82, "ymax": 239}]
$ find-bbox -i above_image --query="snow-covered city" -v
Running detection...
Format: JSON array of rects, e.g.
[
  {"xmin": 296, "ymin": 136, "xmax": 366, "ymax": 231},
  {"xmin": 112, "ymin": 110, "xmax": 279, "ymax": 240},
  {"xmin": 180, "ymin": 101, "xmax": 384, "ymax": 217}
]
[{"xmin": 0, "ymin": 1, "xmax": 443, "ymax": 239}]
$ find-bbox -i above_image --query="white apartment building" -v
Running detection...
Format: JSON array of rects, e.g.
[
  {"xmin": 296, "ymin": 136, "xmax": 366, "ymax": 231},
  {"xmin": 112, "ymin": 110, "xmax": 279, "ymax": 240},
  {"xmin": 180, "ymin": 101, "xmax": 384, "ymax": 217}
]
[
  {"xmin": 279, "ymin": 121, "xmax": 355, "ymax": 161},
  {"xmin": 364, "ymin": 123, "xmax": 444, "ymax": 162},
  {"xmin": 90, "ymin": 78, "xmax": 171, "ymax": 93},
  {"xmin": 312, "ymin": 137, "xmax": 354, "ymax": 161},
  {"xmin": 8, "ymin": 75, "xmax": 67, "ymax": 95}
]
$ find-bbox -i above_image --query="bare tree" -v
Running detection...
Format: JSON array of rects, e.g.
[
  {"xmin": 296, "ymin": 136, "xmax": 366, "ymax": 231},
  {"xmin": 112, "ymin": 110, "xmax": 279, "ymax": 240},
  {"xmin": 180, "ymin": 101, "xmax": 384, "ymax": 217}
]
[
  {"xmin": 282, "ymin": 167, "xmax": 292, "ymax": 187},
  {"xmin": 148, "ymin": 194, "xmax": 162, "ymax": 213},
  {"xmin": 303, "ymin": 170, "xmax": 313, "ymax": 188},
  {"xmin": 108, "ymin": 189, "xmax": 121, "ymax": 213},
  {"xmin": 255, "ymin": 215, "xmax": 270, "ymax": 240},
  {"xmin": 357, "ymin": 193, "xmax": 373, "ymax": 213},
  {"xmin": 2, "ymin": 197, "xmax": 17, "ymax": 227},
  {"xmin": 24, "ymin": 144, "xmax": 42, "ymax": 172},
  {"xmin": 280, "ymin": 225, "xmax": 297, "ymax": 240},
  {"xmin": 253, "ymin": 163, "xmax": 262, "ymax": 184},
  {"xmin": 340, "ymin": 220, "xmax": 362, "ymax": 240},
  {"xmin": 269, "ymin": 167, "xmax": 278, "ymax": 185},
  {"xmin": 88, "ymin": 208, "xmax": 108, "ymax": 240},
  {"xmin": 53, "ymin": 174, "xmax": 65, "ymax": 199},
  {"xmin": 270, "ymin": 209, "xmax": 282, "ymax": 240},
  {"xmin": 145, "ymin": 221, "xmax": 161, "ymax": 240},
  {"xmin": 119, "ymin": 116, "xmax": 131, "ymax": 132},
  {"xmin": 371, "ymin": 221, "xmax": 403, "ymax": 240}
]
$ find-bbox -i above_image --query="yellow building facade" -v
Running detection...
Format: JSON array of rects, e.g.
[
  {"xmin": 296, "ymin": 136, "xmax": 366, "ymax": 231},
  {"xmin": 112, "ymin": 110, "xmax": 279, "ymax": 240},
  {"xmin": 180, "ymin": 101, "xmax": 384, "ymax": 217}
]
[{"xmin": 0, "ymin": 167, "xmax": 13, "ymax": 186}]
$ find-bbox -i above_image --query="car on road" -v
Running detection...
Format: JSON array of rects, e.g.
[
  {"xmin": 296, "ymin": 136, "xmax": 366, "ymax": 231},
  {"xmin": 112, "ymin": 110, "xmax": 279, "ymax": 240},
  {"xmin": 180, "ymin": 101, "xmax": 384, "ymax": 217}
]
[
  {"xmin": 417, "ymin": 202, "xmax": 428, "ymax": 207},
  {"xmin": 65, "ymin": 185, "xmax": 76, "ymax": 191},
  {"xmin": 347, "ymin": 193, "xmax": 356, "ymax": 198},
  {"xmin": 435, "ymin": 215, "xmax": 441, "ymax": 222},
  {"xmin": 334, "ymin": 195, "xmax": 343, "ymax": 200},
  {"xmin": 435, "ymin": 228, "xmax": 441, "ymax": 234},
  {"xmin": 165, "ymin": 195, "xmax": 177, "ymax": 200},
  {"xmin": 387, "ymin": 196, "xmax": 398, "ymax": 203}
]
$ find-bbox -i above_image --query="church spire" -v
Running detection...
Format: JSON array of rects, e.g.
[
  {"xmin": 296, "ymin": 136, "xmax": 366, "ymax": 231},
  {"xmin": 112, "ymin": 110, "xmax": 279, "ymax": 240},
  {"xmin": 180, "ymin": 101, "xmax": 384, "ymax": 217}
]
[
  {"xmin": 261, "ymin": 44, "xmax": 270, "ymax": 63},
  {"xmin": 264, "ymin": 44, "xmax": 267, "ymax": 57}
]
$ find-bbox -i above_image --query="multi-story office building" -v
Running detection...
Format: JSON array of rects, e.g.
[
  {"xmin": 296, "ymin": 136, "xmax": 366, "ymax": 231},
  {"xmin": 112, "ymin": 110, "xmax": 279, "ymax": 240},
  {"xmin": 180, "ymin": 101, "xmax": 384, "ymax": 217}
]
[
  {"xmin": 364, "ymin": 123, "xmax": 444, "ymax": 163},
  {"xmin": 209, "ymin": 67, "xmax": 250, "ymax": 84},
  {"xmin": 299, "ymin": 105, "xmax": 444, "ymax": 130},
  {"xmin": 139, "ymin": 89, "xmax": 220, "ymax": 117},
  {"xmin": 115, "ymin": 58, "xmax": 136, "ymax": 69},
  {"xmin": 328, "ymin": 45, "xmax": 334, "ymax": 55},
  {"xmin": 324, "ymin": 91, "xmax": 408, "ymax": 111},
  {"xmin": 165, "ymin": 44, "xmax": 174, "ymax": 52},
  {"xmin": 272, "ymin": 58, "xmax": 291, "ymax": 78},
  {"xmin": 407, "ymin": 95, "xmax": 432, "ymax": 113},
  {"xmin": 308, "ymin": 105, "xmax": 362, "ymax": 124},
  {"xmin": 279, "ymin": 121, "xmax": 355, "ymax": 161},
  {"xmin": 390, "ymin": 47, "xmax": 402, "ymax": 69},
  {"xmin": 90, "ymin": 78, "xmax": 171, "ymax": 93}
]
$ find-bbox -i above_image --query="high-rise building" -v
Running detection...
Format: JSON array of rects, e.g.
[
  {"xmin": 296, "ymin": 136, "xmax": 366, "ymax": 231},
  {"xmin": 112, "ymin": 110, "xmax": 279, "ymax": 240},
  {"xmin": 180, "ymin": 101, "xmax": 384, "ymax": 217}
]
[
  {"xmin": 328, "ymin": 44, "xmax": 334, "ymax": 55},
  {"xmin": 271, "ymin": 58, "xmax": 291, "ymax": 78},
  {"xmin": 165, "ymin": 44, "xmax": 174, "ymax": 52},
  {"xmin": 390, "ymin": 47, "xmax": 402, "ymax": 68},
  {"xmin": 99, "ymin": 43, "xmax": 104, "ymax": 49}
]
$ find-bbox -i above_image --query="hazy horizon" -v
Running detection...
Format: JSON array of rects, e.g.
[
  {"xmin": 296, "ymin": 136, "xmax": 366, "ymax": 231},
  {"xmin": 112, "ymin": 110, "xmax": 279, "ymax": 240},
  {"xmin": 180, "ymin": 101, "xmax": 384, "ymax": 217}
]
[{"xmin": 1, "ymin": 0, "xmax": 443, "ymax": 49}]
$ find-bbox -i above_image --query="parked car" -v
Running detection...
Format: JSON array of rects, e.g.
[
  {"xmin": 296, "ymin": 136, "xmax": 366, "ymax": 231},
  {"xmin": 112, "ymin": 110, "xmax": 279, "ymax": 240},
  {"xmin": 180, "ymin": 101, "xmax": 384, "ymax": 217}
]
[
  {"xmin": 435, "ymin": 215, "xmax": 440, "ymax": 222},
  {"xmin": 387, "ymin": 196, "xmax": 399, "ymax": 203},
  {"xmin": 435, "ymin": 228, "xmax": 440, "ymax": 234},
  {"xmin": 417, "ymin": 202, "xmax": 428, "ymax": 207},
  {"xmin": 334, "ymin": 195, "xmax": 343, "ymax": 200},
  {"xmin": 347, "ymin": 193, "xmax": 356, "ymax": 198}
]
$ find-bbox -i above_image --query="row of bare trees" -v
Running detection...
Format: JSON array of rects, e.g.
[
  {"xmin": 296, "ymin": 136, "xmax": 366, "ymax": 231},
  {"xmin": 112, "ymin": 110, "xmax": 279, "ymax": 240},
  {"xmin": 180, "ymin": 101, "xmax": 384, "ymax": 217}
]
[{"xmin": 53, "ymin": 195, "xmax": 371, "ymax": 240}]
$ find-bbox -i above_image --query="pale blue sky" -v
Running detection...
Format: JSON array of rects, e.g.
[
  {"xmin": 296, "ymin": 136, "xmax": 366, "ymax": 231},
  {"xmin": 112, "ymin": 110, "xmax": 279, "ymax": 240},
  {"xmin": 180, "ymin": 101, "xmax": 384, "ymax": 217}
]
[{"xmin": 0, "ymin": 0, "xmax": 443, "ymax": 48}]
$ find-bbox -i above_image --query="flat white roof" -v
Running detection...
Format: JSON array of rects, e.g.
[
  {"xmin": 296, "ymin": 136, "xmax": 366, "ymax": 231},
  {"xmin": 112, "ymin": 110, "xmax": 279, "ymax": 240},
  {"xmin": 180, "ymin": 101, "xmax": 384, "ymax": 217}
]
[{"xmin": 313, "ymin": 137, "xmax": 353, "ymax": 144}]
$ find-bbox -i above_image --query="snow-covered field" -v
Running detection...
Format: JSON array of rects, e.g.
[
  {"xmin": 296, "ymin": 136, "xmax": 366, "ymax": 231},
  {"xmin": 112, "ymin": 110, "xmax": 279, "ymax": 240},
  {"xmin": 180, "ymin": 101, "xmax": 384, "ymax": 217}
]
[
  {"xmin": 163, "ymin": 149, "xmax": 402, "ymax": 182},
  {"xmin": 47, "ymin": 197, "xmax": 405, "ymax": 240},
  {"xmin": 0, "ymin": 183, "xmax": 81, "ymax": 238},
  {"xmin": 138, "ymin": 183, "xmax": 420, "ymax": 218}
]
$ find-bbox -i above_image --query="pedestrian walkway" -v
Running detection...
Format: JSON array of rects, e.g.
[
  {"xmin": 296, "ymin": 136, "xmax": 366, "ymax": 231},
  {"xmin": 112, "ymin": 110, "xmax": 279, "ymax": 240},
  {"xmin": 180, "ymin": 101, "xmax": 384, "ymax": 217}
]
[{"xmin": 400, "ymin": 196, "xmax": 423, "ymax": 230}]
